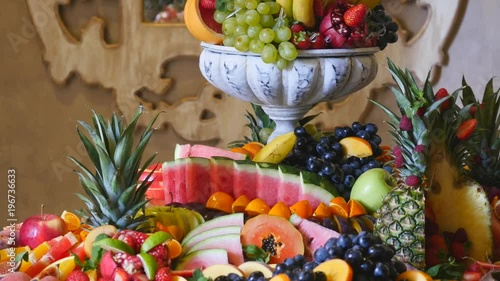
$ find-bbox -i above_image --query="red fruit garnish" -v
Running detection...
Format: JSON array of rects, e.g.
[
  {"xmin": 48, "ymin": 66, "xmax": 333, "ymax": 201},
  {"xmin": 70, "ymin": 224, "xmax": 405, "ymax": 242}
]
[
  {"xmin": 290, "ymin": 23, "xmax": 306, "ymax": 33},
  {"xmin": 404, "ymin": 175, "xmax": 420, "ymax": 187},
  {"xmin": 449, "ymin": 241, "xmax": 466, "ymax": 261},
  {"xmin": 313, "ymin": 0, "xmax": 324, "ymax": 18},
  {"xmin": 67, "ymin": 270, "xmax": 90, "ymax": 281},
  {"xmin": 456, "ymin": 118, "xmax": 477, "ymax": 140},
  {"xmin": 291, "ymin": 31, "xmax": 312, "ymax": 50},
  {"xmin": 200, "ymin": 0, "xmax": 215, "ymax": 9},
  {"xmin": 435, "ymin": 88, "xmax": 451, "ymax": 111},
  {"xmin": 399, "ymin": 115, "xmax": 413, "ymax": 131},
  {"xmin": 343, "ymin": 4, "xmax": 366, "ymax": 27},
  {"xmin": 310, "ymin": 32, "xmax": 327, "ymax": 49},
  {"xmin": 156, "ymin": 267, "xmax": 173, "ymax": 281},
  {"xmin": 462, "ymin": 271, "xmax": 483, "ymax": 281},
  {"xmin": 425, "ymin": 234, "xmax": 448, "ymax": 267}
]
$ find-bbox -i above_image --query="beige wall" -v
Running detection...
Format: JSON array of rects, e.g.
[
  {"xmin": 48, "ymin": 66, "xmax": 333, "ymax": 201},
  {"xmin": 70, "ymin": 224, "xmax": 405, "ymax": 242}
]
[{"xmin": 1, "ymin": 0, "xmax": 498, "ymax": 223}]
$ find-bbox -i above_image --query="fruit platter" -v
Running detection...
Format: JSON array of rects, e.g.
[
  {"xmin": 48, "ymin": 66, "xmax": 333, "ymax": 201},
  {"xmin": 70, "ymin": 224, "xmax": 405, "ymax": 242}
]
[{"xmin": 1, "ymin": 0, "xmax": 500, "ymax": 281}]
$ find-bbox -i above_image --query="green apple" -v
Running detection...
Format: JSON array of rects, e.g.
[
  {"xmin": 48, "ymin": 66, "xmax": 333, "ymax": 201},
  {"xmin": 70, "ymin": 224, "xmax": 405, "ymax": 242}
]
[{"xmin": 350, "ymin": 168, "xmax": 397, "ymax": 213}]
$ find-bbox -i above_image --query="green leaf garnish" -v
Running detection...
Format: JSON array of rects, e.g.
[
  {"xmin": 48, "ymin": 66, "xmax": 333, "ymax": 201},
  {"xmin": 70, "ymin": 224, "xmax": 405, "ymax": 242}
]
[
  {"xmin": 243, "ymin": 245, "xmax": 270, "ymax": 263},
  {"xmin": 188, "ymin": 269, "xmax": 212, "ymax": 281}
]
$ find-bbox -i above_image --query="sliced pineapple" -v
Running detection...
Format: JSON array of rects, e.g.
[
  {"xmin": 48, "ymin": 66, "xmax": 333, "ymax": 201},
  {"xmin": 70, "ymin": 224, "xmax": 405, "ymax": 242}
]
[{"xmin": 427, "ymin": 156, "xmax": 493, "ymax": 261}]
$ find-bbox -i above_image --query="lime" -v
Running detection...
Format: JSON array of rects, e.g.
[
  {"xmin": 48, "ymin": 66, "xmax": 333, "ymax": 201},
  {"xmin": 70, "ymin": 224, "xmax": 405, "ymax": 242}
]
[
  {"xmin": 141, "ymin": 231, "xmax": 173, "ymax": 253},
  {"xmin": 137, "ymin": 252, "xmax": 158, "ymax": 280},
  {"xmin": 93, "ymin": 238, "xmax": 135, "ymax": 255}
]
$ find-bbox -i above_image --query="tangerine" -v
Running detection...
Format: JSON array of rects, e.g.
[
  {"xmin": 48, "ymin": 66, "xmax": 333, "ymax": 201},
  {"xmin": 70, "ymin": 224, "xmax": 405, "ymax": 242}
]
[
  {"xmin": 289, "ymin": 200, "xmax": 313, "ymax": 219},
  {"xmin": 245, "ymin": 198, "xmax": 271, "ymax": 216},
  {"xmin": 184, "ymin": 0, "xmax": 223, "ymax": 44},
  {"xmin": 166, "ymin": 239, "xmax": 183, "ymax": 259},
  {"xmin": 313, "ymin": 202, "xmax": 332, "ymax": 219},
  {"xmin": 329, "ymin": 197, "xmax": 349, "ymax": 219},
  {"xmin": 232, "ymin": 195, "xmax": 251, "ymax": 213},
  {"xmin": 230, "ymin": 147, "xmax": 253, "ymax": 157},
  {"xmin": 206, "ymin": 191, "xmax": 234, "ymax": 213},
  {"xmin": 268, "ymin": 201, "xmax": 292, "ymax": 219},
  {"xmin": 347, "ymin": 199, "xmax": 367, "ymax": 217},
  {"xmin": 241, "ymin": 142, "xmax": 265, "ymax": 158}
]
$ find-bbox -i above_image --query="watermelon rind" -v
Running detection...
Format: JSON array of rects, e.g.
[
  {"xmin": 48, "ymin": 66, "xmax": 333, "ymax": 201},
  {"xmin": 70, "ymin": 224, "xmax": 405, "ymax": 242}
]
[{"xmin": 174, "ymin": 248, "xmax": 229, "ymax": 270}]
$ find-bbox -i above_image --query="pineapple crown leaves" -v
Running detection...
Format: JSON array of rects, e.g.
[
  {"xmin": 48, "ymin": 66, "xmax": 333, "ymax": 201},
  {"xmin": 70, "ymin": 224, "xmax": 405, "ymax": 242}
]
[
  {"xmin": 460, "ymin": 77, "xmax": 500, "ymax": 186},
  {"xmin": 69, "ymin": 106, "xmax": 159, "ymax": 230}
]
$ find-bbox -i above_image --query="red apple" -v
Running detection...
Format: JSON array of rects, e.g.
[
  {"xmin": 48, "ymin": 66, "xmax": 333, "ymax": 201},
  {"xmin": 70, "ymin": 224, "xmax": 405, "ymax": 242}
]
[{"xmin": 19, "ymin": 206, "xmax": 67, "ymax": 249}]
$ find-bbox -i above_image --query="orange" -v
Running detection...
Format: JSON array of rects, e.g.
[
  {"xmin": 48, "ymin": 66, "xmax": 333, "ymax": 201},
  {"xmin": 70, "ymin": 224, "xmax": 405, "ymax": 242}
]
[
  {"xmin": 268, "ymin": 201, "xmax": 292, "ymax": 219},
  {"xmin": 166, "ymin": 225, "xmax": 185, "ymax": 242},
  {"xmin": 232, "ymin": 195, "xmax": 251, "ymax": 213},
  {"xmin": 206, "ymin": 191, "xmax": 235, "ymax": 213},
  {"xmin": 347, "ymin": 199, "xmax": 367, "ymax": 217},
  {"xmin": 79, "ymin": 230, "xmax": 90, "ymax": 242},
  {"xmin": 184, "ymin": 0, "xmax": 223, "ymax": 44},
  {"xmin": 245, "ymin": 198, "xmax": 271, "ymax": 216},
  {"xmin": 61, "ymin": 210, "xmax": 81, "ymax": 232},
  {"xmin": 289, "ymin": 200, "xmax": 313, "ymax": 219},
  {"xmin": 313, "ymin": 202, "xmax": 332, "ymax": 219},
  {"xmin": 329, "ymin": 197, "xmax": 349, "ymax": 219},
  {"xmin": 166, "ymin": 239, "xmax": 183, "ymax": 259},
  {"xmin": 241, "ymin": 142, "xmax": 265, "ymax": 158},
  {"xmin": 230, "ymin": 147, "xmax": 253, "ymax": 157}
]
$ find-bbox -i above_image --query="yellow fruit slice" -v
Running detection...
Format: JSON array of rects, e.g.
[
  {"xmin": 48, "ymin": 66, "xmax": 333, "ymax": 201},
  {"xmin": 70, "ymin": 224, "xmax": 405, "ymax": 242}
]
[
  {"xmin": 339, "ymin": 136, "xmax": 373, "ymax": 158},
  {"xmin": 184, "ymin": 0, "xmax": 223, "ymax": 44},
  {"xmin": 329, "ymin": 197, "xmax": 349, "ymax": 219},
  {"xmin": 29, "ymin": 241, "xmax": 52, "ymax": 263},
  {"xmin": 0, "ymin": 246, "xmax": 30, "ymax": 262},
  {"xmin": 395, "ymin": 270, "xmax": 432, "ymax": 281},
  {"xmin": 313, "ymin": 202, "xmax": 332, "ymax": 219},
  {"xmin": 33, "ymin": 256, "xmax": 75, "ymax": 280},
  {"xmin": 313, "ymin": 259, "xmax": 353, "ymax": 281},
  {"xmin": 242, "ymin": 142, "xmax": 265, "ymax": 158},
  {"xmin": 61, "ymin": 210, "xmax": 81, "ymax": 232},
  {"xmin": 253, "ymin": 132, "xmax": 297, "ymax": 164}
]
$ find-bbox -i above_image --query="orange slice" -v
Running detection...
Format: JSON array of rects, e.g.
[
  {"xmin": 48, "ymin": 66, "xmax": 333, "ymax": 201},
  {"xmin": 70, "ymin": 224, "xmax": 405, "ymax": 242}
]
[
  {"xmin": 339, "ymin": 136, "xmax": 373, "ymax": 158},
  {"xmin": 268, "ymin": 201, "xmax": 292, "ymax": 219},
  {"xmin": 241, "ymin": 142, "xmax": 265, "ymax": 158},
  {"xmin": 206, "ymin": 191, "xmax": 235, "ymax": 213},
  {"xmin": 245, "ymin": 198, "xmax": 271, "ymax": 216},
  {"xmin": 313, "ymin": 202, "xmax": 332, "ymax": 219},
  {"xmin": 289, "ymin": 200, "xmax": 313, "ymax": 219},
  {"xmin": 329, "ymin": 197, "xmax": 349, "ymax": 219},
  {"xmin": 166, "ymin": 239, "xmax": 183, "ymax": 259},
  {"xmin": 184, "ymin": 0, "xmax": 223, "ymax": 44},
  {"xmin": 232, "ymin": 195, "xmax": 251, "ymax": 213},
  {"xmin": 230, "ymin": 147, "xmax": 253, "ymax": 157},
  {"xmin": 61, "ymin": 210, "xmax": 81, "ymax": 232},
  {"xmin": 347, "ymin": 199, "xmax": 367, "ymax": 217},
  {"xmin": 313, "ymin": 259, "xmax": 353, "ymax": 281}
]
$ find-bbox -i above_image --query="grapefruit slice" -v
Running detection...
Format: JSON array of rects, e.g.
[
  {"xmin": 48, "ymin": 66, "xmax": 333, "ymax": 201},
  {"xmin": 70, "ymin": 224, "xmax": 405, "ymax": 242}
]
[{"xmin": 184, "ymin": 0, "xmax": 223, "ymax": 44}]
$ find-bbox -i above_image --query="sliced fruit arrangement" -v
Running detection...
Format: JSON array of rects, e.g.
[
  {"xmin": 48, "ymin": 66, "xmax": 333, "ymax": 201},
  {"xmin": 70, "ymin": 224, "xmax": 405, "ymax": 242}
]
[{"xmin": 185, "ymin": 0, "xmax": 399, "ymax": 68}]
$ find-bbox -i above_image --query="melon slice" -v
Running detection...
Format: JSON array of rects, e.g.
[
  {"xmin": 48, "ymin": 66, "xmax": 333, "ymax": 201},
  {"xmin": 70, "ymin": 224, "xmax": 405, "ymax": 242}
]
[
  {"xmin": 289, "ymin": 214, "xmax": 340, "ymax": 259},
  {"xmin": 210, "ymin": 157, "xmax": 235, "ymax": 196},
  {"xmin": 233, "ymin": 161, "xmax": 258, "ymax": 200},
  {"xmin": 182, "ymin": 213, "xmax": 245, "ymax": 243},
  {"xmin": 185, "ymin": 158, "xmax": 211, "ymax": 203},
  {"xmin": 181, "ymin": 225, "xmax": 242, "ymax": 254},
  {"xmin": 175, "ymin": 249, "xmax": 229, "ymax": 270},
  {"xmin": 184, "ymin": 234, "xmax": 245, "ymax": 266},
  {"xmin": 175, "ymin": 144, "xmax": 248, "ymax": 160}
]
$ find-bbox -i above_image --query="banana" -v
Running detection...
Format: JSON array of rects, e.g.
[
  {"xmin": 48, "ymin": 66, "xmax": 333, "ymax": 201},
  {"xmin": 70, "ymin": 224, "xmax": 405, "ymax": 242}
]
[
  {"xmin": 252, "ymin": 132, "xmax": 297, "ymax": 164},
  {"xmin": 292, "ymin": 0, "xmax": 316, "ymax": 29},
  {"xmin": 276, "ymin": 0, "xmax": 294, "ymax": 19}
]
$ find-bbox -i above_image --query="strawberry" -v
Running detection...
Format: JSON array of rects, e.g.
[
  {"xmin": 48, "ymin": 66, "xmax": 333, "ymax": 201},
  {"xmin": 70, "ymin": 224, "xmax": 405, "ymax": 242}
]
[
  {"xmin": 425, "ymin": 234, "xmax": 448, "ymax": 267},
  {"xmin": 290, "ymin": 23, "xmax": 306, "ymax": 33},
  {"xmin": 434, "ymin": 88, "xmax": 451, "ymax": 111},
  {"xmin": 291, "ymin": 31, "xmax": 311, "ymax": 50},
  {"xmin": 66, "ymin": 270, "xmax": 90, "ymax": 281},
  {"xmin": 200, "ymin": 0, "xmax": 216, "ymax": 9},
  {"xmin": 449, "ymin": 241, "xmax": 466, "ymax": 261},
  {"xmin": 310, "ymin": 32, "xmax": 327, "ymax": 49},
  {"xmin": 343, "ymin": 4, "xmax": 366, "ymax": 27},
  {"xmin": 155, "ymin": 267, "xmax": 173, "ymax": 281},
  {"xmin": 456, "ymin": 118, "xmax": 477, "ymax": 141}
]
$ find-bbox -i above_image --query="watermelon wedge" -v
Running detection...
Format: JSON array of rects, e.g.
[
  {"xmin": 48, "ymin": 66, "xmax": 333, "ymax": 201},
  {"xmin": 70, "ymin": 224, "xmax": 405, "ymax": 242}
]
[
  {"xmin": 290, "ymin": 214, "xmax": 340, "ymax": 259},
  {"xmin": 161, "ymin": 157, "xmax": 339, "ymax": 208},
  {"xmin": 175, "ymin": 144, "xmax": 247, "ymax": 160}
]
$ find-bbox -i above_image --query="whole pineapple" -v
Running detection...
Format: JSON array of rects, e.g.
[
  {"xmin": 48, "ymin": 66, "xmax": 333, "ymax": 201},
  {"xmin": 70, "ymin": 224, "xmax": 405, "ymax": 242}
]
[
  {"xmin": 69, "ymin": 106, "xmax": 159, "ymax": 230},
  {"xmin": 372, "ymin": 60, "xmax": 493, "ymax": 269}
]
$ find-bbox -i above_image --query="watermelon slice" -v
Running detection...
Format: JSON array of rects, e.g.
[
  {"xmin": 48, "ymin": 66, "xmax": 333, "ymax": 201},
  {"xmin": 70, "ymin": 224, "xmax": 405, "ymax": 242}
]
[
  {"xmin": 290, "ymin": 214, "xmax": 340, "ymax": 259},
  {"xmin": 161, "ymin": 158, "xmax": 339, "ymax": 208},
  {"xmin": 175, "ymin": 249, "xmax": 229, "ymax": 270},
  {"xmin": 175, "ymin": 144, "xmax": 247, "ymax": 160},
  {"xmin": 184, "ymin": 234, "xmax": 245, "ymax": 266}
]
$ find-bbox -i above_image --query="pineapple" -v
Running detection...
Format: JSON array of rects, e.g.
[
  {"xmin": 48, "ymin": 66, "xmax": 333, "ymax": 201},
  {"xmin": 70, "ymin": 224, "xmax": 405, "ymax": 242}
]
[
  {"xmin": 372, "ymin": 59, "xmax": 493, "ymax": 269},
  {"xmin": 229, "ymin": 103, "xmax": 276, "ymax": 148},
  {"xmin": 69, "ymin": 106, "xmax": 159, "ymax": 230}
]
